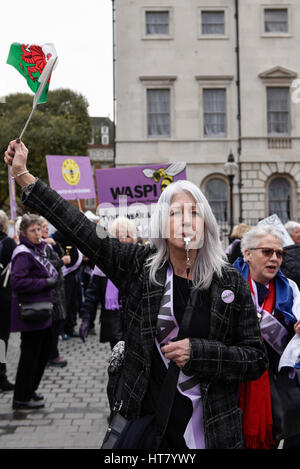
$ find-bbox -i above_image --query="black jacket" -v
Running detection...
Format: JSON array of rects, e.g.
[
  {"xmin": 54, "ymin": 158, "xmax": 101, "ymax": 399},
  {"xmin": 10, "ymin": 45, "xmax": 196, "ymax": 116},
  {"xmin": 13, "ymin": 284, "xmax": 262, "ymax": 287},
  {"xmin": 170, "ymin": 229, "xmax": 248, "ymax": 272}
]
[
  {"xmin": 45, "ymin": 243, "xmax": 66, "ymax": 321},
  {"xmin": 21, "ymin": 179, "xmax": 268, "ymax": 449},
  {"xmin": 280, "ymin": 243, "xmax": 300, "ymax": 289},
  {"xmin": 0, "ymin": 232, "xmax": 17, "ymax": 311}
]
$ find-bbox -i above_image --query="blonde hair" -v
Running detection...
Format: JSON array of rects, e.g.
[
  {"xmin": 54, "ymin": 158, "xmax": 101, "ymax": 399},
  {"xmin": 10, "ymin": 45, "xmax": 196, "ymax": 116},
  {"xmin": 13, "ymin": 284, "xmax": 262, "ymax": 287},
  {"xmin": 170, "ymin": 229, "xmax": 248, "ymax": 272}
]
[{"xmin": 230, "ymin": 223, "xmax": 251, "ymax": 241}]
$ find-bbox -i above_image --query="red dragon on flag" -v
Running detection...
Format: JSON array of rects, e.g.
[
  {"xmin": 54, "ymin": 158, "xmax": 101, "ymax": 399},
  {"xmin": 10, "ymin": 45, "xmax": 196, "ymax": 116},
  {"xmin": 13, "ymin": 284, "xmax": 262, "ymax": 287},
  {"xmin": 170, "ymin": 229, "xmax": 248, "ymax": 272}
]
[
  {"xmin": 19, "ymin": 44, "xmax": 52, "ymax": 83},
  {"xmin": 7, "ymin": 42, "xmax": 57, "ymax": 103}
]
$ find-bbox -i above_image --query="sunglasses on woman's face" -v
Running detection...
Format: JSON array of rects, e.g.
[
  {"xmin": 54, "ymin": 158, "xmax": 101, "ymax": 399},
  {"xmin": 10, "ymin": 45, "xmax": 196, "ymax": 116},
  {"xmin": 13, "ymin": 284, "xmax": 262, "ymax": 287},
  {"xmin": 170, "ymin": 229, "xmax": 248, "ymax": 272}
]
[{"xmin": 249, "ymin": 247, "xmax": 285, "ymax": 259}]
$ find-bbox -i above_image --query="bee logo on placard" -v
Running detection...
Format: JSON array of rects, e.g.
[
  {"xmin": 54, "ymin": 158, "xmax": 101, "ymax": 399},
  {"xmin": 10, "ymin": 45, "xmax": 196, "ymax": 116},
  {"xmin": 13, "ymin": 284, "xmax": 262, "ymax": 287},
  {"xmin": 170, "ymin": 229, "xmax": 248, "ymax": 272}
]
[
  {"xmin": 142, "ymin": 162, "xmax": 186, "ymax": 192},
  {"xmin": 62, "ymin": 159, "xmax": 81, "ymax": 186}
]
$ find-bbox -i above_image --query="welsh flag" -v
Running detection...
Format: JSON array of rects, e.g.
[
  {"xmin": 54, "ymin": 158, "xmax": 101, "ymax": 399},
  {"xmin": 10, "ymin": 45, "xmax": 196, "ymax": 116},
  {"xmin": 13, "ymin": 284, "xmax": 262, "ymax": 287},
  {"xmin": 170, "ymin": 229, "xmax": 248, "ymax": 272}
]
[{"xmin": 7, "ymin": 42, "xmax": 57, "ymax": 103}]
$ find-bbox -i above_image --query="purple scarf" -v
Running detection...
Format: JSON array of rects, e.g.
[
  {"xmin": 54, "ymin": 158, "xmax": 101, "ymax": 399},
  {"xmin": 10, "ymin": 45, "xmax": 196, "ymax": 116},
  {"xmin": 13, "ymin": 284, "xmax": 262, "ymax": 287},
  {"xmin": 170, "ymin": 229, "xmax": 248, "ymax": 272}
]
[
  {"xmin": 105, "ymin": 279, "xmax": 120, "ymax": 310},
  {"xmin": 92, "ymin": 265, "xmax": 120, "ymax": 310},
  {"xmin": 155, "ymin": 265, "xmax": 205, "ymax": 449}
]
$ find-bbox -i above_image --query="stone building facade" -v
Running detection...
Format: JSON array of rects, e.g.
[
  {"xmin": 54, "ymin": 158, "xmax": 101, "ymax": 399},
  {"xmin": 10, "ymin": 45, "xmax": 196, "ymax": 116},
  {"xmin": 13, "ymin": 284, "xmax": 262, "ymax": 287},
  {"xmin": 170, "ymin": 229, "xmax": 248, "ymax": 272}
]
[{"xmin": 113, "ymin": 0, "xmax": 300, "ymax": 234}]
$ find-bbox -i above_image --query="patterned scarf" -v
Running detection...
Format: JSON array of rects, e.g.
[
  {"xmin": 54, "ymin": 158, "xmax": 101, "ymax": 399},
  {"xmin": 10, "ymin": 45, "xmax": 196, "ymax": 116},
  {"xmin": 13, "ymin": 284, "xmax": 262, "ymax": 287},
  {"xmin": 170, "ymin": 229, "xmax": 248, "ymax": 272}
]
[
  {"xmin": 155, "ymin": 265, "xmax": 205, "ymax": 449},
  {"xmin": 239, "ymin": 275, "xmax": 275, "ymax": 449}
]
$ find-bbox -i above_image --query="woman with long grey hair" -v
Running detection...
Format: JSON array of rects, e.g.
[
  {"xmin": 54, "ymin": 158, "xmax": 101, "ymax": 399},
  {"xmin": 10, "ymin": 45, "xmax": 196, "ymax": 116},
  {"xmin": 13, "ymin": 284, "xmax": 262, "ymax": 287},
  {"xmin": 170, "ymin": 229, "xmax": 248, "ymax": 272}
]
[
  {"xmin": 147, "ymin": 179, "xmax": 227, "ymax": 290},
  {"xmin": 4, "ymin": 139, "xmax": 268, "ymax": 448}
]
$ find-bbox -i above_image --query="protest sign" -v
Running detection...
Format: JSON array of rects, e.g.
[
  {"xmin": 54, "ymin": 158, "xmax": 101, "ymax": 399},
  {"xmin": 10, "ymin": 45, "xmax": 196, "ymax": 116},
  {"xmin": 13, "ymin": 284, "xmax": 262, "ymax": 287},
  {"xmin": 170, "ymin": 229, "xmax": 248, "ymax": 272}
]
[
  {"xmin": 95, "ymin": 162, "xmax": 186, "ymax": 239},
  {"xmin": 96, "ymin": 162, "xmax": 186, "ymax": 206},
  {"xmin": 258, "ymin": 214, "xmax": 294, "ymax": 246},
  {"xmin": 46, "ymin": 155, "xmax": 96, "ymax": 201}
]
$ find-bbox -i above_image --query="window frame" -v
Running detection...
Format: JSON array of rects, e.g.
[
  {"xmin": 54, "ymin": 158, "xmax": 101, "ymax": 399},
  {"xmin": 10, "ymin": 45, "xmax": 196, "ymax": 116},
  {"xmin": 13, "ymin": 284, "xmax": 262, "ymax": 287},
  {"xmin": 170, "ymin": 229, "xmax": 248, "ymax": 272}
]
[
  {"xmin": 196, "ymin": 76, "xmax": 233, "ymax": 139},
  {"xmin": 261, "ymin": 5, "xmax": 292, "ymax": 38},
  {"xmin": 267, "ymin": 175, "xmax": 293, "ymax": 222},
  {"xmin": 202, "ymin": 88, "xmax": 227, "ymax": 138},
  {"xmin": 142, "ymin": 7, "xmax": 174, "ymax": 40},
  {"xmin": 266, "ymin": 86, "xmax": 291, "ymax": 136},
  {"xmin": 140, "ymin": 76, "xmax": 177, "ymax": 139},
  {"xmin": 198, "ymin": 6, "xmax": 229, "ymax": 40},
  {"xmin": 203, "ymin": 176, "xmax": 229, "ymax": 223}
]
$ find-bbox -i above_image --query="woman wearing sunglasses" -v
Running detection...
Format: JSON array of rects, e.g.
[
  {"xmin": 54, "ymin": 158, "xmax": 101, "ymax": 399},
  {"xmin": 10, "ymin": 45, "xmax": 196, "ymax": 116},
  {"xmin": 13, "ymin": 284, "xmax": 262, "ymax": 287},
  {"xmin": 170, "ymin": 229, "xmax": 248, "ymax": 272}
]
[{"xmin": 233, "ymin": 224, "xmax": 300, "ymax": 449}]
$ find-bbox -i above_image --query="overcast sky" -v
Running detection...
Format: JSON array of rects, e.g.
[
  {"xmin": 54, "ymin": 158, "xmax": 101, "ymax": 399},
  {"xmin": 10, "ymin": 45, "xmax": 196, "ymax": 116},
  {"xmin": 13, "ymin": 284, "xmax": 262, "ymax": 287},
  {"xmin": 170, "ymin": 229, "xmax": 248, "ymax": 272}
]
[{"xmin": 0, "ymin": 0, "xmax": 113, "ymax": 118}]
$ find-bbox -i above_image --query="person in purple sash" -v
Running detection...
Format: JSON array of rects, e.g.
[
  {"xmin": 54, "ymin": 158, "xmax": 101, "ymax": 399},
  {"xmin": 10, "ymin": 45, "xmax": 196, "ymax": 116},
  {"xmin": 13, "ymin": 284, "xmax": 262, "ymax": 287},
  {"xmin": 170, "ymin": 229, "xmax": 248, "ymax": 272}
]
[
  {"xmin": 233, "ymin": 224, "xmax": 300, "ymax": 449},
  {"xmin": 4, "ymin": 140, "xmax": 269, "ymax": 448},
  {"xmin": 10, "ymin": 214, "xmax": 58, "ymax": 410}
]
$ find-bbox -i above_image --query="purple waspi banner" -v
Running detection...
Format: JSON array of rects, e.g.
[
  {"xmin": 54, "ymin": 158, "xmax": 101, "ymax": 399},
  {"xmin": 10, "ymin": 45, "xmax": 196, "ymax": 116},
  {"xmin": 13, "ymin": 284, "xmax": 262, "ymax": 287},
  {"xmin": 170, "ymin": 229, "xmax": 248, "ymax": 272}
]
[
  {"xmin": 46, "ymin": 155, "xmax": 96, "ymax": 200},
  {"xmin": 96, "ymin": 162, "xmax": 186, "ymax": 206}
]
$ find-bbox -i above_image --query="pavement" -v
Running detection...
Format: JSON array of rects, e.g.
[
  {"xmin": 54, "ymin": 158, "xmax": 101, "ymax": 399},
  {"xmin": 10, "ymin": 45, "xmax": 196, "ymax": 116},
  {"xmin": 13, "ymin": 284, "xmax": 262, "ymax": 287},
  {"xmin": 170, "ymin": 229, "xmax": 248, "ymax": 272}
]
[{"xmin": 0, "ymin": 313, "xmax": 112, "ymax": 449}]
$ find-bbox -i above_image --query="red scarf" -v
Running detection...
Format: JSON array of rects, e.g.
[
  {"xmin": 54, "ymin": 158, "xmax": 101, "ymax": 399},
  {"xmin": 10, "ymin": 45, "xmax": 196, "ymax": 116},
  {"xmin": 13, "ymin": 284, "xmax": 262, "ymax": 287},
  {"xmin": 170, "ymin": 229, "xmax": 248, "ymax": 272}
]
[{"xmin": 239, "ymin": 275, "xmax": 275, "ymax": 449}]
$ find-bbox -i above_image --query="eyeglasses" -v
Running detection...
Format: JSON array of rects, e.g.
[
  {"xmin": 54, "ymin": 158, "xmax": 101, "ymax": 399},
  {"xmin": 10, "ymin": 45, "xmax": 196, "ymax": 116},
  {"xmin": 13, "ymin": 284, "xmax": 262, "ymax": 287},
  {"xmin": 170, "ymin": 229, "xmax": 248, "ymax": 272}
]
[{"xmin": 249, "ymin": 247, "xmax": 285, "ymax": 259}]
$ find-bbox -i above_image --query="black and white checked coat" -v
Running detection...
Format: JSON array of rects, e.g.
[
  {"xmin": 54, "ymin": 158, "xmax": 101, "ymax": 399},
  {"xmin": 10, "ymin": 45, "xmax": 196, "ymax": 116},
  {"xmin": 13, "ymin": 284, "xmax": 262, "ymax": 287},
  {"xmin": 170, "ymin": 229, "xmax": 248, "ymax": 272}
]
[{"xmin": 22, "ymin": 179, "xmax": 268, "ymax": 449}]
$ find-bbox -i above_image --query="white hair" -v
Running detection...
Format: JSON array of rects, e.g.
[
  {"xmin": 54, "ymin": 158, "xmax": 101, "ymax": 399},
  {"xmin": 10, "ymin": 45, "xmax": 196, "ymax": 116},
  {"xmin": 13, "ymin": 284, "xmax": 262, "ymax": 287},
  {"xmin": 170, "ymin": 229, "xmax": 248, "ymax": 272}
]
[
  {"xmin": 0, "ymin": 210, "xmax": 9, "ymax": 234},
  {"xmin": 284, "ymin": 221, "xmax": 300, "ymax": 235},
  {"xmin": 241, "ymin": 224, "xmax": 283, "ymax": 255},
  {"xmin": 146, "ymin": 180, "xmax": 227, "ymax": 290}
]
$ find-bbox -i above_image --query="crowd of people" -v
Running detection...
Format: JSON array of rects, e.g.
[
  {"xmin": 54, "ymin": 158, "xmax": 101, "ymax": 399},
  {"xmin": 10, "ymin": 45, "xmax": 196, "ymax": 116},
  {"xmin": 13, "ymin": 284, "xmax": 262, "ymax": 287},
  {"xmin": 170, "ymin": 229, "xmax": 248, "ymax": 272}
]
[
  {"xmin": 0, "ymin": 209, "xmax": 138, "ymax": 409},
  {"xmin": 1, "ymin": 138, "xmax": 300, "ymax": 449}
]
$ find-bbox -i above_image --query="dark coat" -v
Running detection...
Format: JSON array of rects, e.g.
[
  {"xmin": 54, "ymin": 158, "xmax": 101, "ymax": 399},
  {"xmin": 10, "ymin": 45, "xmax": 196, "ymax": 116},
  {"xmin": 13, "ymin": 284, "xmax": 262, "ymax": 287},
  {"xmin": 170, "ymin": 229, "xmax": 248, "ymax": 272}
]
[
  {"xmin": 0, "ymin": 232, "xmax": 17, "ymax": 312},
  {"xmin": 0, "ymin": 232, "xmax": 17, "ymax": 341},
  {"xmin": 10, "ymin": 234, "xmax": 54, "ymax": 332},
  {"xmin": 280, "ymin": 243, "xmax": 300, "ymax": 289},
  {"xmin": 80, "ymin": 273, "xmax": 123, "ymax": 345},
  {"xmin": 21, "ymin": 179, "xmax": 268, "ymax": 449},
  {"xmin": 45, "ymin": 244, "xmax": 67, "ymax": 322}
]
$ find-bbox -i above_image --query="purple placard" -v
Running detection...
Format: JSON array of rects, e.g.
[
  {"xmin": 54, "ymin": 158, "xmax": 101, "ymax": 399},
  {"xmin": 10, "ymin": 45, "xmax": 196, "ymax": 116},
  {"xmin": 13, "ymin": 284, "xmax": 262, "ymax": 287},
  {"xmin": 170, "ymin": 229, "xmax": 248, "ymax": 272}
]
[
  {"xmin": 46, "ymin": 155, "xmax": 96, "ymax": 200},
  {"xmin": 96, "ymin": 162, "xmax": 186, "ymax": 206}
]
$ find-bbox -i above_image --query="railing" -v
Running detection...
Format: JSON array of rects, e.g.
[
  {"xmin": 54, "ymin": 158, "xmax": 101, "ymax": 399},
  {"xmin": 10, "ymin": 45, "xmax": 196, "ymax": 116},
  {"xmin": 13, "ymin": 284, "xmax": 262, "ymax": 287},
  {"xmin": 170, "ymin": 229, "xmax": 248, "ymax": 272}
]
[{"xmin": 267, "ymin": 137, "xmax": 292, "ymax": 149}]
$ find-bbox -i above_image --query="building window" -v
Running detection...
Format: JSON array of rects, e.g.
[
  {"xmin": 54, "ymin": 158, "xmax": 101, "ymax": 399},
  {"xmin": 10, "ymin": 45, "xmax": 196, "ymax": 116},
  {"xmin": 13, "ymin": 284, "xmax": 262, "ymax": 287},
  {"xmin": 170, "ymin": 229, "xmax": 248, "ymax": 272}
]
[
  {"xmin": 201, "ymin": 10, "xmax": 225, "ymax": 35},
  {"xmin": 147, "ymin": 88, "xmax": 170, "ymax": 137},
  {"xmin": 146, "ymin": 11, "xmax": 169, "ymax": 35},
  {"xmin": 267, "ymin": 87, "xmax": 290, "ymax": 135},
  {"xmin": 203, "ymin": 89, "xmax": 226, "ymax": 136},
  {"xmin": 268, "ymin": 178, "xmax": 291, "ymax": 223},
  {"xmin": 205, "ymin": 178, "xmax": 228, "ymax": 222},
  {"xmin": 264, "ymin": 8, "xmax": 288, "ymax": 33}
]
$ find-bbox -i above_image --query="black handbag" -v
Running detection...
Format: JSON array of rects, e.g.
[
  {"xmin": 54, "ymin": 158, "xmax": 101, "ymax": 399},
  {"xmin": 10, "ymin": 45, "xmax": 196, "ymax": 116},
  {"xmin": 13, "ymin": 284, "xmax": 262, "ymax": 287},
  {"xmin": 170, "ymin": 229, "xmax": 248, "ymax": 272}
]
[
  {"xmin": 19, "ymin": 301, "xmax": 53, "ymax": 322},
  {"xmin": 269, "ymin": 369, "xmax": 300, "ymax": 441},
  {"xmin": 101, "ymin": 287, "xmax": 199, "ymax": 450}
]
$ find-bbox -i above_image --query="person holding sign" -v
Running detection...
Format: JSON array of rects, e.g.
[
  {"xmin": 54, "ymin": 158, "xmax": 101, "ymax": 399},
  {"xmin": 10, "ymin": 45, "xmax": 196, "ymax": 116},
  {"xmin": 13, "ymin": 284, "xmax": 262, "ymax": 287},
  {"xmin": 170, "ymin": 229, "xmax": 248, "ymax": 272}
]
[
  {"xmin": 233, "ymin": 224, "xmax": 300, "ymax": 449},
  {"xmin": 4, "ymin": 139, "xmax": 268, "ymax": 449}
]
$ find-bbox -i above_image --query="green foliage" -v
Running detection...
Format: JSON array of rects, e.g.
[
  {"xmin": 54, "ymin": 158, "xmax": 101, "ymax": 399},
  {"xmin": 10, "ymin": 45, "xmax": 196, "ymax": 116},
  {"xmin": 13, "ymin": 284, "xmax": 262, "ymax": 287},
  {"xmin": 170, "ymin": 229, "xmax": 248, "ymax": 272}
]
[{"xmin": 0, "ymin": 89, "xmax": 91, "ymax": 213}]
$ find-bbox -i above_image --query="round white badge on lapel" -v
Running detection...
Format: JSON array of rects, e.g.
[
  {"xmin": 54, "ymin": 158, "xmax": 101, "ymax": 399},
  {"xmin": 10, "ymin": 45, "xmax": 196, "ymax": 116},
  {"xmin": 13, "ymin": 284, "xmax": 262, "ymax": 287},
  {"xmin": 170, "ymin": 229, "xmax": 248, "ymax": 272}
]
[{"xmin": 221, "ymin": 290, "xmax": 235, "ymax": 304}]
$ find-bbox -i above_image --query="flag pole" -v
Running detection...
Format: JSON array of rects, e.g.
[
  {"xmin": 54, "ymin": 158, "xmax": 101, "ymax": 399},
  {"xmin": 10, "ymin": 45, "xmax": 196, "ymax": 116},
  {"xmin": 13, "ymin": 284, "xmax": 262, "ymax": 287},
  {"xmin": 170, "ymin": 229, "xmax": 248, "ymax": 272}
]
[
  {"xmin": 17, "ymin": 56, "xmax": 58, "ymax": 142},
  {"xmin": 18, "ymin": 108, "xmax": 35, "ymax": 141},
  {"xmin": 77, "ymin": 198, "xmax": 82, "ymax": 212}
]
